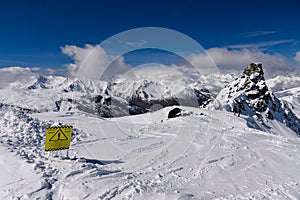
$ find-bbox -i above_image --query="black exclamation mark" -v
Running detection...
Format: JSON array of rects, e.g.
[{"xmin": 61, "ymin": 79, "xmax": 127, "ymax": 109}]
[{"xmin": 58, "ymin": 130, "xmax": 61, "ymax": 140}]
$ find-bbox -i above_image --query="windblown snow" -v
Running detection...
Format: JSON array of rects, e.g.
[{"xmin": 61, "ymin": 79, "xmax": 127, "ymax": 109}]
[{"xmin": 0, "ymin": 64, "xmax": 300, "ymax": 199}]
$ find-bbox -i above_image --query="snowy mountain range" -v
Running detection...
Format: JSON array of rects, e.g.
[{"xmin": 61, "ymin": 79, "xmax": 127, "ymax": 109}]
[
  {"xmin": 1, "ymin": 64, "xmax": 298, "ymax": 135},
  {"xmin": 0, "ymin": 64, "xmax": 300, "ymax": 199},
  {"xmin": 1, "ymin": 65, "xmax": 214, "ymax": 116}
]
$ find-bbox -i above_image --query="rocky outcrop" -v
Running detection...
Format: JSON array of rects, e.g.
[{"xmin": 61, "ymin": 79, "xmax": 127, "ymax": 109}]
[
  {"xmin": 168, "ymin": 107, "xmax": 182, "ymax": 119},
  {"xmin": 215, "ymin": 63, "xmax": 300, "ymax": 136}
]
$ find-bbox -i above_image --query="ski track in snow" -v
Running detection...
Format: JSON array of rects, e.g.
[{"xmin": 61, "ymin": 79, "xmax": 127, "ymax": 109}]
[{"xmin": 0, "ymin": 104, "xmax": 300, "ymax": 199}]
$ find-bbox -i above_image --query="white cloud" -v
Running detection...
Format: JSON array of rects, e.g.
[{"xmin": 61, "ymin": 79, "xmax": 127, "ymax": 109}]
[
  {"xmin": 46, "ymin": 68, "xmax": 56, "ymax": 74},
  {"xmin": 61, "ymin": 44, "xmax": 131, "ymax": 80},
  {"xmin": 61, "ymin": 44, "xmax": 299, "ymax": 80},
  {"xmin": 101, "ymin": 56, "xmax": 132, "ymax": 81},
  {"xmin": 187, "ymin": 48, "xmax": 294, "ymax": 76},
  {"xmin": 0, "ymin": 66, "xmax": 38, "ymax": 88},
  {"xmin": 225, "ymin": 40, "xmax": 296, "ymax": 49},
  {"xmin": 245, "ymin": 31, "xmax": 276, "ymax": 37},
  {"xmin": 294, "ymin": 51, "xmax": 300, "ymax": 63}
]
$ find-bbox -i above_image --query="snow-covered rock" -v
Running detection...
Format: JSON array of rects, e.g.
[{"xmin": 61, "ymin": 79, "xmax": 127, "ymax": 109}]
[{"xmin": 214, "ymin": 63, "xmax": 300, "ymax": 136}]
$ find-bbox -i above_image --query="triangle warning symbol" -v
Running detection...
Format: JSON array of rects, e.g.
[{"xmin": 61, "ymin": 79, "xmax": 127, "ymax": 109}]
[{"xmin": 49, "ymin": 129, "xmax": 68, "ymax": 141}]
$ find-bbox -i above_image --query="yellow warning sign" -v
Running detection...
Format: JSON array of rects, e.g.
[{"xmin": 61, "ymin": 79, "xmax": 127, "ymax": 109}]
[{"xmin": 45, "ymin": 126, "xmax": 73, "ymax": 151}]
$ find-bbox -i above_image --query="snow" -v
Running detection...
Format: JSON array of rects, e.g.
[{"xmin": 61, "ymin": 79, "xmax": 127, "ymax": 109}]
[
  {"xmin": 267, "ymin": 75, "xmax": 300, "ymax": 92},
  {"xmin": 250, "ymin": 73, "xmax": 257, "ymax": 80},
  {"xmin": 111, "ymin": 65, "xmax": 200, "ymax": 103},
  {"xmin": 0, "ymin": 66, "xmax": 300, "ymax": 199},
  {"xmin": 1, "ymin": 104, "xmax": 300, "ymax": 199},
  {"xmin": 275, "ymin": 87, "xmax": 300, "ymax": 118},
  {"xmin": 0, "ymin": 145, "xmax": 41, "ymax": 199}
]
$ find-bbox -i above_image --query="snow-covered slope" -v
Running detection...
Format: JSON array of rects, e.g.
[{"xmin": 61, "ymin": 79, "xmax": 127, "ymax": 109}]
[
  {"xmin": 1, "ymin": 104, "xmax": 300, "ymax": 199},
  {"xmin": 213, "ymin": 63, "xmax": 300, "ymax": 136}
]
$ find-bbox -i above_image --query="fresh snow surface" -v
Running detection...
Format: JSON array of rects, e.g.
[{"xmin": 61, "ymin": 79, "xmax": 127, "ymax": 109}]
[{"xmin": 1, "ymin": 105, "xmax": 300, "ymax": 199}]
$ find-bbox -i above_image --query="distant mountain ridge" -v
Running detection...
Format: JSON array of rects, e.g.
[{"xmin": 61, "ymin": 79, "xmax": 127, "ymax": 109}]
[
  {"xmin": 0, "ymin": 65, "xmax": 299, "ymax": 136},
  {"xmin": 266, "ymin": 75, "xmax": 300, "ymax": 92},
  {"xmin": 18, "ymin": 67, "xmax": 212, "ymax": 117}
]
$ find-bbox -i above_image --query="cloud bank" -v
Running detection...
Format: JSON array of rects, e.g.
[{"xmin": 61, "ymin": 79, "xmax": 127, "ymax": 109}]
[
  {"xmin": 0, "ymin": 67, "xmax": 38, "ymax": 88},
  {"xmin": 61, "ymin": 44, "xmax": 131, "ymax": 80},
  {"xmin": 61, "ymin": 43, "xmax": 300, "ymax": 80},
  {"xmin": 188, "ymin": 47, "xmax": 298, "ymax": 77}
]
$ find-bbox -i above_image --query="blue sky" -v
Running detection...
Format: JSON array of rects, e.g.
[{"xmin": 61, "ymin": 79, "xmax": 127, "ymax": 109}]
[{"xmin": 0, "ymin": 0, "xmax": 300, "ymax": 75}]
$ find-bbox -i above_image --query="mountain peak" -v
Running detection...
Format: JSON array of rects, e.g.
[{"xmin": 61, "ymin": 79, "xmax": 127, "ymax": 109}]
[
  {"xmin": 243, "ymin": 62, "xmax": 263, "ymax": 76},
  {"xmin": 241, "ymin": 62, "xmax": 265, "ymax": 85},
  {"xmin": 214, "ymin": 63, "xmax": 300, "ymax": 136}
]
